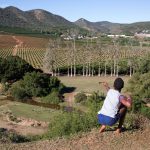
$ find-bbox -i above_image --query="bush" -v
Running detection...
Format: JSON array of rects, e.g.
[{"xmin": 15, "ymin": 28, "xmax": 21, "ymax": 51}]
[
  {"xmin": 140, "ymin": 105, "xmax": 150, "ymax": 119},
  {"xmin": 10, "ymin": 72, "xmax": 62, "ymax": 100},
  {"xmin": 134, "ymin": 55, "xmax": 150, "ymax": 74},
  {"xmin": 0, "ymin": 56, "xmax": 35, "ymax": 82},
  {"xmin": 0, "ymin": 129, "xmax": 30, "ymax": 143},
  {"xmin": 127, "ymin": 71, "xmax": 150, "ymax": 118},
  {"xmin": 127, "ymin": 72, "xmax": 150, "ymax": 100},
  {"xmin": 10, "ymin": 80, "xmax": 29, "ymax": 100},
  {"xmin": 47, "ymin": 111, "xmax": 99, "ymax": 138},
  {"xmin": 74, "ymin": 92, "xmax": 87, "ymax": 103},
  {"xmin": 42, "ymin": 91, "xmax": 62, "ymax": 104},
  {"xmin": 46, "ymin": 93, "xmax": 104, "ymax": 139}
]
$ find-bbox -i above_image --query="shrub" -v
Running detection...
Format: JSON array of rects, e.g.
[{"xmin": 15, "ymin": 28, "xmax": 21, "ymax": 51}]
[
  {"xmin": 47, "ymin": 94, "xmax": 104, "ymax": 139},
  {"xmin": 10, "ymin": 72, "xmax": 62, "ymax": 100},
  {"xmin": 47, "ymin": 111, "xmax": 99, "ymax": 138},
  {"xmin": 10, "ymin": 80, "xmax": 29, "ymax": 100},
  {"xmin": 0, "ymin": 129, "xmax": 30, "ymax": 143},
  {"xmin": 140, "ymin": 105, "xmax": 150, "ymax": 119},
  {"xmin": 22, "ymin": 72, "xmax": 50, "ymax": 97},
  {"xmin": 134, "ymin": 55, "xmax": 150, "ymax": 74},
  {"xmin": 42, "ymin": 91, "xmax": 62, "ymax": 104},
  {"xmin": 0, "ymin": 56, "xmax": 34, "ymax": 82},
  {"xmin": 127, "ymin": 72, "xmax": 150, "ymax": 100},
  {"xmin": 74, "ymin": 92, "xmax": 87, "ymax": 103},
  {"xmin": 127, "ymin": 71, "xmax": 150, "ymax": 118}
]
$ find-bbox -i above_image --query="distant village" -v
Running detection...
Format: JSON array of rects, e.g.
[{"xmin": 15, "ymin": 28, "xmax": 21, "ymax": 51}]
[{"xmin": 61, "ymin": 30, "xmax": 150, "ymax": 40}]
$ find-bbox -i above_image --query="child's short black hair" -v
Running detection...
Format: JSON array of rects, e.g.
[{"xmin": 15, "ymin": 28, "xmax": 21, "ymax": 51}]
[{"xmin": 114, "ymin": 77, "xmax": 124, "ymax": 92}]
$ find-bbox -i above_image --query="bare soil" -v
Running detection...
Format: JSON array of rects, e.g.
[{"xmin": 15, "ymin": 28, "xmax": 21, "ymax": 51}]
[{"xmin": 0, "ymin": 118, "xmax": 47, "ymax": 136}]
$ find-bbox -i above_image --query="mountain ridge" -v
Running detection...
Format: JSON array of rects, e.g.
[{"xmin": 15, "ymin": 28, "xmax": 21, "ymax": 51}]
[
  {"xmin": 0, "ymin": 6, "xmax": 76, "ymax": 32},
  {"xmin": 1, "ymin": 6, "xmax": 150, "ymax": 35}
]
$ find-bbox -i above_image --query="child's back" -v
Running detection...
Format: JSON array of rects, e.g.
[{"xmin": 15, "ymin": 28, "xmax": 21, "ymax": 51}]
[{"xmin": 98, "ymin": 89, "xmax": 121, "ymax": 118}]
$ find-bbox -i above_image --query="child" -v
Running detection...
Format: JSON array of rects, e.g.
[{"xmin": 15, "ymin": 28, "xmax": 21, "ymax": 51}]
[{"xmin": 98, "ymin": 77, "xmax": 132, "ymax": 133}]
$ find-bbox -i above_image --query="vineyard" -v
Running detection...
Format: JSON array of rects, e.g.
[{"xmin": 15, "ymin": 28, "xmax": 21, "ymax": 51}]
[
  {"xmin": 0, "ymin": 34, "xmax": 150, "ymax": 76},
  {"xmin": 0, "ymin": 34, "xmax": 48, "ymax": 68}
]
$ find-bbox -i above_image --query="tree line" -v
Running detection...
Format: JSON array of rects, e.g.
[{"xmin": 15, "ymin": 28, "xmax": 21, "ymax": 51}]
[{"xmin": 43, "ymin": 38, "xmax": 150, "ymax": 77}]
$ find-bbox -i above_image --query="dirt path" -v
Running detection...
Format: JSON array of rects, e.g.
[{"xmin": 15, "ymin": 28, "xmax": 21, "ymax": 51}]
[
  {"xmin": 64, "ymin": 92, "xmax": 76, "ymax": 106},
  {"xmin": 12, "ymin": 36, "xmax": 23, "ymax": 56}
]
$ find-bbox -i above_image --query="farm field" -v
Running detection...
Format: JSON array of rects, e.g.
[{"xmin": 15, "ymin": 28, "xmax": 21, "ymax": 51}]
[
  {"xmin": 0, "ymin": 34, "xmax": 49, "ymax": 49},
  {"xmin": 0, "ymin": 34, "xmax": 49, "ymax": 68},
  {"xmin": 0, "ymin": 34, "xmax": 150, "ymax": 72}
]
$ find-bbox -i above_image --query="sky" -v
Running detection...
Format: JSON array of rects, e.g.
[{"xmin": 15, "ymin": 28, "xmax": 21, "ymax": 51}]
[{"xmin": 0, "ymin": 0, "xmax": 150, "ymax": 23}]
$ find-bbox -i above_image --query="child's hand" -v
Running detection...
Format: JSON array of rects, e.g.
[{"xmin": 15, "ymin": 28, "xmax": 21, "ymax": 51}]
[
  {"xmin": 124, "ymin": 92, "xmax": 132, "ymax": 99},
  {"xmin": 99, "ymin": 82, "xmax": 110, "ymax": 91},
  {"xmin": 102, "ymin": 82, "xmax": 109, "ymax": 87}
]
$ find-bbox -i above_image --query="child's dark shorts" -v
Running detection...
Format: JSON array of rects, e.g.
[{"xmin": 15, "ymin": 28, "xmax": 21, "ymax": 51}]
[{"xmin": 97, "ymin": 113, "xmax": 120, "ymax": 126}]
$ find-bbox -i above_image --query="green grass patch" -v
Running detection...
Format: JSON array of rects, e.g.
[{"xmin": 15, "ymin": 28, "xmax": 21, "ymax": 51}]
[{"xmin": 7, "ymin": 102, "xmax": 61, "ymax": 122}]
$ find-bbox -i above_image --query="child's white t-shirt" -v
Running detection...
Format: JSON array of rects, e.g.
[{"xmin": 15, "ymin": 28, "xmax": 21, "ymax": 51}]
[{"xmin": 98, "ymin": 89, "xmax": 121, "ymax": 118}]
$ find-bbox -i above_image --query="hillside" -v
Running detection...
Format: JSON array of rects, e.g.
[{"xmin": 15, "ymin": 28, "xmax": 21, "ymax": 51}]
[
  {"xmin": 1, "ymin": 118, "xmax": 150, "ymax": 150},
  {"xmin": 0, "ymin": 6, "xmax": 76, "ymax": 32},
  {"xmin": 75, "ymin": 18, "xmax": 121, "ymax": 34},
  {"xmin": 75, "ymin": 18, "xmax": 150, "ymax": 35},
  {"xmin": 1, "ymin": 6, "xmax": 150, "ymax": 35}
]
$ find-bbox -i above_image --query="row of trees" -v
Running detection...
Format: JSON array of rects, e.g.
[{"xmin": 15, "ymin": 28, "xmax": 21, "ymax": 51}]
[{"xmin": 43, "ymin": 38, "xmax": 149, "ymax": 77}]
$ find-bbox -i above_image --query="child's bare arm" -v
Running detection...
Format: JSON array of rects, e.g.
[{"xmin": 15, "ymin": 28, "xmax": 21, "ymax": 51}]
[
  {"xmin": 99, "ymin": 82, "xmax": 110, "ymax": 91},
  {"xmin": 120, "ymin": 95, "xmax": 132, "ymax": 108}
]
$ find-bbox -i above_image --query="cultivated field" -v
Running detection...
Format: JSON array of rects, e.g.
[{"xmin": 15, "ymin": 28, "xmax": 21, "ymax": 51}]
[
  {"xmin": 0, "ymin": 34, "xmax": 48, "ymax": 68},
  {"xmin": 0, "ymin": 34, "xmax": 149, "ymax": 72}
]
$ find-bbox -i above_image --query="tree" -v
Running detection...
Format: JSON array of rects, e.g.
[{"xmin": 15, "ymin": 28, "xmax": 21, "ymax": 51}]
[
  {"xmin": 43, "ymin": 39, "xmax": 63, "ymax": 76},
  {"xmin": 11, "ymin": 71, "xmax": 61, "ymax": 100},
  {"xmin": 0, "ymin": 56, "xmax": 34, "ymax": 82}
]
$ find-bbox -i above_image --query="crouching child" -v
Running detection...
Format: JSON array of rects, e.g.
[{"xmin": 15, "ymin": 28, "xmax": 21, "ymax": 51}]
[{"xmin": 97, "ymin": 78, "xmax": 132, "ymax": 133}]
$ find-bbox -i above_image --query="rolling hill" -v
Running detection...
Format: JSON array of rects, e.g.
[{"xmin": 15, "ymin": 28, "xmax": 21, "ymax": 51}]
[
  {"xmin": 75, "ymin": 18, "xmax": 150, "ymax": 35},
  {"xmin": 1, "ymin": 6, "xmax": 150, "ymax": 35},
  {"xmin": 0, "ymin": 6, "xmax": 76, "ymax": 33},
  {"xmin": 75, "ymin": 18, "xmax": 121, "ymax": 34}
]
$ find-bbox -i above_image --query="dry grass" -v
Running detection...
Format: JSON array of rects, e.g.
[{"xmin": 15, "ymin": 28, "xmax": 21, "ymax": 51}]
[{"xmin": 59, "ymin": 76, "xmax": 130, "ymax": 93}]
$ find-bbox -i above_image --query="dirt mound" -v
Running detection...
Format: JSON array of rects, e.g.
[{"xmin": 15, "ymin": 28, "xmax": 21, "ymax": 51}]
[{"xmin": 1, "ymin": 118, "xmax": 150, "ymax": 150}]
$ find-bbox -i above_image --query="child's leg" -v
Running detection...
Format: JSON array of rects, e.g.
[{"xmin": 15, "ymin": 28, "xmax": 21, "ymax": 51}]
[
  {"xmin": 99, "ymin": 125, "xmax": 106, "ymax": 133},
  {"xmin": 115, "ymin": 105, "xmax": 127, "ymax": 133}
]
